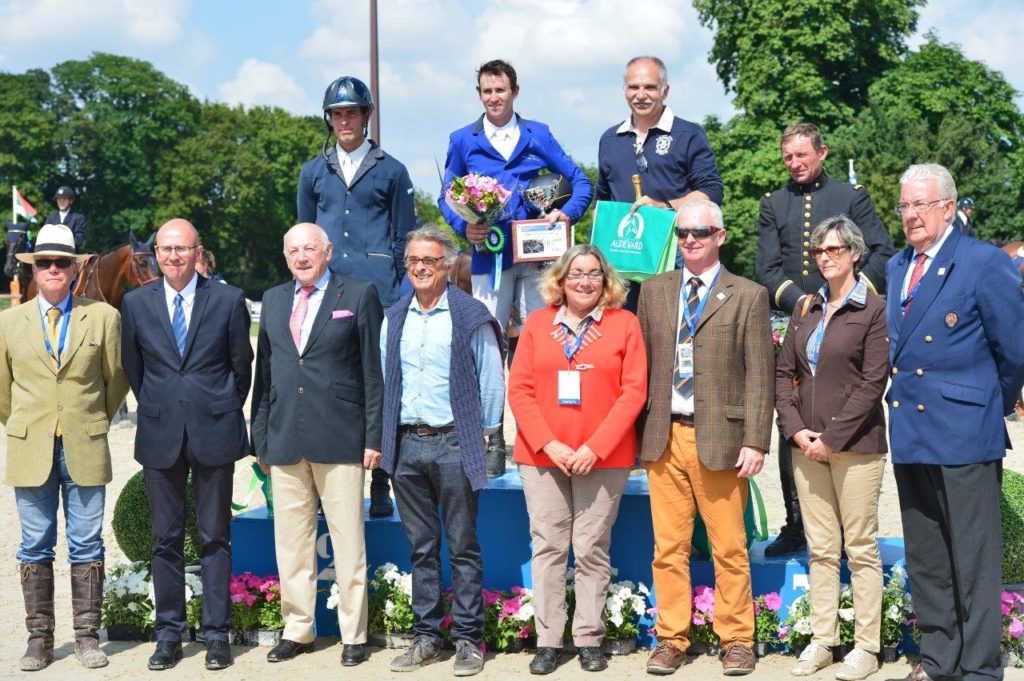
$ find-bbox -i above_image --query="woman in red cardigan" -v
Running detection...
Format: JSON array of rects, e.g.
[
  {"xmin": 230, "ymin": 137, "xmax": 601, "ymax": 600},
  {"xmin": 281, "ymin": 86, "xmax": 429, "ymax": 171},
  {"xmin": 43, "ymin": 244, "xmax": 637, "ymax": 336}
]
[{"xmin": 508, "ymin": 244, "xmax": 647, "ymax": 674}]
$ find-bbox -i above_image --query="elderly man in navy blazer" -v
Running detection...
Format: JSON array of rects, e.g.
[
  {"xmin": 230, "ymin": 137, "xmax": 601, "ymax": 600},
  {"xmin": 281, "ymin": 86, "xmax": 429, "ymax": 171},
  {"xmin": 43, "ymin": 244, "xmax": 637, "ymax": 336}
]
[
  {"xmin": 885, "ymin": 164, "xmax": 1024, "ymax": 681},
  {"xmin": 121, "ymin": 218, "xmax": 253, "ymax": 671},
  {"xmin": 251, "ymin": 223, "xmax": 384, "ymax": 667}
]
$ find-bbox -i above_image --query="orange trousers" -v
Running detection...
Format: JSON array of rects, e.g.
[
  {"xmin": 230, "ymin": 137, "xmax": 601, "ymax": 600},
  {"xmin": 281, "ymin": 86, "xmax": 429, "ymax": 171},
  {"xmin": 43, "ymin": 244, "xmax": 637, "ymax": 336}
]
[{"xmin": 644, "ymin": 423, "xmax": 754, "ymax": 651}]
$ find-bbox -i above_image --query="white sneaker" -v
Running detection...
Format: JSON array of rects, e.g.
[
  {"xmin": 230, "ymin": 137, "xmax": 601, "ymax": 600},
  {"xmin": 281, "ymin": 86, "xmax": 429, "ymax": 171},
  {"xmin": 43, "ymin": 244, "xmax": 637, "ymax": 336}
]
[
  {"xmin": 835, "ymin": 648, "xmax": 879, "ymax": 681},
  {"xmin": 791, "ymin": 643, "xmax": 832, "ymax": 676}
]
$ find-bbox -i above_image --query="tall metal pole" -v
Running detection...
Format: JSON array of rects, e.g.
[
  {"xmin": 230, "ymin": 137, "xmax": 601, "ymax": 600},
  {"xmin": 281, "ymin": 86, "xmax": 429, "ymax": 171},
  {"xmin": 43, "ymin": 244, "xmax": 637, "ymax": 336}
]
[{"xmin": 369, "ymin": 0, "xmax": 380, "ymax": 144}]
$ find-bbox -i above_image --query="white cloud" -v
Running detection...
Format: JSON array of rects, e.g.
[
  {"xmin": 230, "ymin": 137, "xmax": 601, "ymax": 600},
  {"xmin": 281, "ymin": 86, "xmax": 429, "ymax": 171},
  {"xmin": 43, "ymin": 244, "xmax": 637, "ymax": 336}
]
[{"xmin": 218, "ymin": 59, "xmax": 309, "ymax": 114}]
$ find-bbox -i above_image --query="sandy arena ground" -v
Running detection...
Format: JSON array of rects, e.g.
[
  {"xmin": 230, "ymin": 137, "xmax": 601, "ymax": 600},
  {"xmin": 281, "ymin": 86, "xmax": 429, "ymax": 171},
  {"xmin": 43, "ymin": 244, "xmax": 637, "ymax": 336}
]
[{"xmin": 1, "ymin": 339, "xmax": 1022, "ymax": 680}]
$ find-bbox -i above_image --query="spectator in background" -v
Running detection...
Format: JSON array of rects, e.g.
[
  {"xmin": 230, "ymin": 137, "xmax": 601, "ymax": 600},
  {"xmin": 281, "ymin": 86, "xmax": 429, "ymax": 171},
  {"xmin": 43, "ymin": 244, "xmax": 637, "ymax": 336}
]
[{"xmin": 43, "ymin": 186, "xmax": 87, "ymax": 251}]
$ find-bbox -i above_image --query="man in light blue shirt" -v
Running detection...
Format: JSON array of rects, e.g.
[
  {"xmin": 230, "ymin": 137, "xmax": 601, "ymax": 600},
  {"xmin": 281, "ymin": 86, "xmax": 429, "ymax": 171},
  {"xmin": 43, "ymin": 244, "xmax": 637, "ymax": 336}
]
[{"xmin": 379, "ymin": 226, "xmax": 503, "ymax": 677}]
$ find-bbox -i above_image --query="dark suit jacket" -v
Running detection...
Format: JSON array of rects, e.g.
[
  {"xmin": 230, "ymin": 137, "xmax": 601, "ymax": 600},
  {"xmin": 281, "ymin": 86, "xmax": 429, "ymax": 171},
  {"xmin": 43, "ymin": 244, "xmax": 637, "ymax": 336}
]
[
  {"xmin": 774, "ymin": 288, "xmax": 889, "ymax": 454},
  {"xmin": 43, "ymin": 211, "xmax": 86, "ymax": 250},
  {"xmin": 121, "ymin": 275, "xmax": 253, "ymax": 468},
  {"xmin": 885, "ymin": 228, "xmax": 1024, "ymax": 464},
  {"xmin": 636, "ymin": 267, "xmax": 775, "ymax": 469},
  {"xmin": 251, "ymin": 272, "xmax": 384, "ymax": 464},
  {"xmin": 951, "ymin": 212, "xmax": 976, "ymax": 238}
]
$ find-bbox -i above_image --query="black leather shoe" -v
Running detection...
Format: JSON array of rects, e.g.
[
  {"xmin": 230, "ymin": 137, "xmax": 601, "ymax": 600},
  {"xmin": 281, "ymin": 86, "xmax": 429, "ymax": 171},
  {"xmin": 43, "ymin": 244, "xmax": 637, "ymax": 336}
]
[
  {"xmin": 267, "ymin": 638, "xmax": 315, "ymax": 662},
  {"xmin": 369, "ymin": 469, "xmax": 394, "ymax": 518},
  {"xmin": 147, "ymin": 641, "xmax": 183, "ymax": 671},
  {"xmin": 341, "ymin": 643, "xmax": 367, "ymax": 666},
  {"xmin": 205, "ymin": 640, "xmax": 233, "ymax": 670},
  {"xmin": 529, "ymin": 647, "xmax": 559, "ymax": 674},
  {"xmin": 764, "ymin": 526, "xmax": 807, "ymax": 557},
  {"xmin": 579, "ymin": 646, "xmax": 607, "ymax": 672}
]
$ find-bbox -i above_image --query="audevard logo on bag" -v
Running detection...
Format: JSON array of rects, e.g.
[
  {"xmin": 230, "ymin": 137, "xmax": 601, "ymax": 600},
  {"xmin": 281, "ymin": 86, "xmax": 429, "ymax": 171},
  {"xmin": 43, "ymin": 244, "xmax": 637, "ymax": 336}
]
[
  {"xmin": 610, "ymin": 212, "xmax": 645, "ymax": 251},
  {"xmin": 591, "ymin": 201, "xmax": 676, "ymax": 282}
]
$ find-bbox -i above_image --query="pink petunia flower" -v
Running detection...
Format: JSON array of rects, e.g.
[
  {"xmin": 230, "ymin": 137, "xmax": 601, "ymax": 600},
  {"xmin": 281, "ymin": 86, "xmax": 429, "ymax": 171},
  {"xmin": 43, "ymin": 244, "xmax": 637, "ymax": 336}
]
[
  {"xmin": 1010, "ymin": 618, "xmax": 1024, "ymax": 639},
  {"xmin": 764, "ymin": 593, "xmax": 782, "ymax": 611},
  {"xmin": 519, "ymin": 625, "xmax": 532, "ymax": 639},
  {"xmin": 442, "ymin": 613, "xmax": 454, "ymax": 629}
]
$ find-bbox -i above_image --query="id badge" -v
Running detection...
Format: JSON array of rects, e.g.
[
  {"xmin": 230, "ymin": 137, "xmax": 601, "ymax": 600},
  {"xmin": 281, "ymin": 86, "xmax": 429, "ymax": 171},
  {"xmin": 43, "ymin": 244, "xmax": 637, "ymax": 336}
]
[
  {"xmin": 558, "ymin": 370, "xmax": 581, "ymax": 405},
  {"xmin": 676, "ymin": 338, "xmax": 694, "ymax": 379}
]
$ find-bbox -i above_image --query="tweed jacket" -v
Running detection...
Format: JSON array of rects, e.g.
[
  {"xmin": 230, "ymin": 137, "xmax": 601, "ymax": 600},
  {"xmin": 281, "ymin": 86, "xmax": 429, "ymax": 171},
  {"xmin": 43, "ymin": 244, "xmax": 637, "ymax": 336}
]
[
  {"xmin": 0, "ymin": 296, "xmax": 128, "ymax": 486},
  {"xmin": 636, "ymin": 267, "xmax": 774, "ymax": 469},
  {"xmin": 774, "ymin": 286, "xmax": 889, "ymax": 454}
]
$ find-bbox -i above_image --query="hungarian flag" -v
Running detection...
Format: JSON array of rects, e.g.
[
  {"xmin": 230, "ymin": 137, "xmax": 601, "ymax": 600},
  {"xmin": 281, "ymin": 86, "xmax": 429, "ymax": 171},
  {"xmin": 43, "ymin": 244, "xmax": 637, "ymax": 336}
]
[{"xmin": 12, "ymin": 186, "xmax": 37, "ymax": 222}]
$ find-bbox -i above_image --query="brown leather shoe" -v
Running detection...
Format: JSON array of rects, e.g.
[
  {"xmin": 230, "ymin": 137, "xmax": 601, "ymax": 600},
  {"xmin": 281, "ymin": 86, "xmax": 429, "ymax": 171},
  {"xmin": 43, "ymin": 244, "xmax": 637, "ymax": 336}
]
[
  {"xmin": 647, "ymin": 640, "xmax": 686, "ymax": 675},
  {"xmin": 890, "ymin": 663, "xmax": 935, "ymax": 681},
  {"xmin": 721, "ymin": 642, "xmax": 755, "ymax": 676}
]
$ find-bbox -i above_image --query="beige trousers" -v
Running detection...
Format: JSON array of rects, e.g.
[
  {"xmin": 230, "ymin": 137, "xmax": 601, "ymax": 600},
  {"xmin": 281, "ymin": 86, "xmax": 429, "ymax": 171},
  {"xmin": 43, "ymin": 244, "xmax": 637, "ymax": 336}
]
[
  {"xmin": 519, "ymin": 464, "xmax": 630, "ymax": 648},
  {"xmin": 271, "ymin": 460, "xmax": 367, "ymax": 644},
  {"xmin": 792, "ymin": 449, "xmax": 885, "ymax": 653}
]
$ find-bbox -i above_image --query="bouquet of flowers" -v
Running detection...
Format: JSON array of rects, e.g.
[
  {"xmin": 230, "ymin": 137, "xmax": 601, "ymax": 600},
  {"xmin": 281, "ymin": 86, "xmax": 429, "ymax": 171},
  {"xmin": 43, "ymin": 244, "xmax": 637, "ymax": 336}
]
[
  {"xmin": 1001, "ymin": 590, "xmax": 1024, "ymax": 668},
  {"xmin": 102, "ymin": 561, "xmax": 154, "ymax": 630},
  {"xmin": 780, "ymin": 589, "xmax": 812, "ymax": 651},
  {"xmin": 690, "ymin": 584, "xmax": 720, "ymax": 647},
  {"xmin": 770, "ymin": 312, "xmax": 790, "ymax": 356},
  {"xmin": 229, "ymin": 572, "xmax": 284, "ymax": 631},
  {"xmin": 603, "ymin": 580, "xmax": 650, "ymax": 641},
  {"xmin": 753, "ymin": 592, "xmax": 783, "ymax": 643},
  {"xmin": 881, "ymin": 564, "xmax": 913, "ymax": 648},
  {"xmin": 365, "ymin": 563, "xmax": 414, "ymax": 635},
  {"xmin": 483, "ymin": 586, "xmax": 535, "ymax": 651},
  {"xmin": 444, "ymin": 173, "xmax": 513, "ymax": 227}
]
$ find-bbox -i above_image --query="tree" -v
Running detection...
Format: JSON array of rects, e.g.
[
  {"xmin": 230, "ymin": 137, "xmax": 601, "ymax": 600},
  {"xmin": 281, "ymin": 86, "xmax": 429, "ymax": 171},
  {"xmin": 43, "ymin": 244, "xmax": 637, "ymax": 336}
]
[
  {"xmin": 0, "ymin": 69, "xmax": 58, "ymax": 210},
  {"xmin": 693, "ymin": 0, "xmax": 923, "ymax": 129}
]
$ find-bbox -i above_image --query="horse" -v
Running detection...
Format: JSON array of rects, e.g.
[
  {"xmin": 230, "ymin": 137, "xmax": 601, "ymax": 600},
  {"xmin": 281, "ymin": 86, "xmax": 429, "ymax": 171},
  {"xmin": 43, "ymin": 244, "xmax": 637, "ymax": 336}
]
[{"xmin": 4, "ymin": 224, "xmax": 159, "ymax": 310}]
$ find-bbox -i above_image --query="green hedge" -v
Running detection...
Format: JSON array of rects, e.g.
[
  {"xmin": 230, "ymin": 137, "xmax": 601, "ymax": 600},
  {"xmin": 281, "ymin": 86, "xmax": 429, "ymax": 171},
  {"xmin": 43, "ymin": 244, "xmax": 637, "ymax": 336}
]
[
  {"xmin": 1003, "ymin": 469, "xmax": 1024, "ymax": 584},
  {"xmin": 112, "ymin": 471, "xmax": 201, "ymax": 566}
]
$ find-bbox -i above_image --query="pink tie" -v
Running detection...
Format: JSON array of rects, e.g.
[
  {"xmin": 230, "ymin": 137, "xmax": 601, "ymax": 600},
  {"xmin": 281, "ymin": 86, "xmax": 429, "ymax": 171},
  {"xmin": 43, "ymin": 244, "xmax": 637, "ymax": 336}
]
[
  {"xmin": 903, "ymin": 253, "xmax": 927, "ymax": 316},
  {"xmin": 290, "ymin": 285, "xmax": 316, "ymax": 350}
]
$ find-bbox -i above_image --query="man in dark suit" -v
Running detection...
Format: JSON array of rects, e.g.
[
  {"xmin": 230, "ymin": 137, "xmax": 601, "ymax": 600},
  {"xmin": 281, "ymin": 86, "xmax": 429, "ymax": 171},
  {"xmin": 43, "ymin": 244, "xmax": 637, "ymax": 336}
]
[
  {"xmin": 952, "ymin": 196, "xmax": 976, "ymax": 237},
  {"xmin": 755, "ymin": 122, "xmax": 895, "ymax": 557},
  {"xmin": 637, "ymin": 200, "xmax": 774, "ymax": 676},
  {"xmin": 886, "ymin": 164, "xmax": 1024, "ymax": 681},
  {"xmin": 251, "ymin": 223, "xmax": 383, "ymax": 667},
  {"xmin": 43, "ymin": 186, "xmax": 87, "ymax": 251},
  {"xmin": 121, "ymin": 218, "xmax": 253, "ymax": 671}
]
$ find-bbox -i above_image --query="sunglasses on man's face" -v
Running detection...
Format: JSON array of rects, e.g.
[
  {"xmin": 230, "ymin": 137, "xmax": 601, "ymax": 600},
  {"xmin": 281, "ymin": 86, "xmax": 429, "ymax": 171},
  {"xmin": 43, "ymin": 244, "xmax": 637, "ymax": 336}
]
[
  {"xmin": 34, "ymin": 258, "xmax": 74, "ymax": 270},
  {"xmin": 674, "ymin": 226, "xmax": 721, "ymax": 240}
]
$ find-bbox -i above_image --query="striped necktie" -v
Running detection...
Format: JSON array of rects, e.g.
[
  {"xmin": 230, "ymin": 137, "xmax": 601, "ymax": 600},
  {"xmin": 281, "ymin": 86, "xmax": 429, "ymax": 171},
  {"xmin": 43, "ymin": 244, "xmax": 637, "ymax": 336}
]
[
  {"xmin": 172, "ymin": 294, "xmax": 187, "ymax": 356},
  {"xmin": 673, "ymin": 277, "xmax": 702, "ymax": 399},
  {"xmin": 47, "ymin": 307, "xmax": 63, "ymax": 435}
]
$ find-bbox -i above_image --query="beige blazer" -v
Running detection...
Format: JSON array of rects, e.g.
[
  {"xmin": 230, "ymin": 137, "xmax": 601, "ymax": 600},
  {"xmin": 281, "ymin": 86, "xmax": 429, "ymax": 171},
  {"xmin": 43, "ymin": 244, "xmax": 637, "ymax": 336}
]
[
  {"xmin": 0, "ymin": 296, "xmax": 129, "ymax": 486},
  {"xmin": 636, "ymin": 267, "xmax": 774, "ymax": 469}
]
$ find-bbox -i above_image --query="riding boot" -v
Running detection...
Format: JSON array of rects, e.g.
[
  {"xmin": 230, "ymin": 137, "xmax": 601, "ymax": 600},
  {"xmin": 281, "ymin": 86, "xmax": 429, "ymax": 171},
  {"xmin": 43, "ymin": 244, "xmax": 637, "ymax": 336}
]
[
  {"xmin": 369, "ymin": 468, "xmax": 394, "ymax": 518},
  {"xmin": 20, "ymin": 562, "xmax": 55, "ymax": 671},
  {"xmin": 764, "ymin": 430, "xmax": 807, "ymax": 557},
  {"xmin": 71, "ymin": 561, "xmax": 108, "ymax": 668},
  {"xmin": 486, "ymin": 422, "xmax": 507, "ymax": 479}
]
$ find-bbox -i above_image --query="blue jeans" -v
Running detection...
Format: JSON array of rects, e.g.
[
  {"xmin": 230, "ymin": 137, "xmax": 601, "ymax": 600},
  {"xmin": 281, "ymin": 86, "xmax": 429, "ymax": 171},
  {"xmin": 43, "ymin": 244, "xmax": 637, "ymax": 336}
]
[
  {"xmin": 393, "ymin": 430, "xmax": 483, "ymax": 644},
  {"xmin": 14, "ymin": 437, "xmax": 105, "ymax": 564}
]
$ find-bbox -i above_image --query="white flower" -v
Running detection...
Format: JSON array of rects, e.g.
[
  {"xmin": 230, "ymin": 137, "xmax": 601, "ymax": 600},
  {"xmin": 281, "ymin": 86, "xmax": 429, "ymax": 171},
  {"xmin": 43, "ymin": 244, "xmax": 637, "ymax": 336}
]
[
  {"xmin": 385, "ymin": 600, "xmax": 395, "ymax": 617},
  {"xmin": 565, "ymin": 568, "xmax": 576, "ymax": 583},
  {"xmin": 887, "ymin": 605, "xmax": 901, "ymax": 621},
  {"xmin": 515, "ymin": 602, "xmax": 535, "ymax": 622},
  {"xmin": 838, "ymin": 608, "xmax": 855, "ymax": 622},
  {"xmin": 794, "ymin": 618, "xmax": 812, "ymax": 635},
  {"xmin": 127, "ymin": 602, "xmax": 138, "ymax": 612},
  {"xmin": 638, "ymin": 583, "xmax": 650, "ymax": 597},
  {"xmin": 398, "ymin": 573, "xmax": 413, "ymax": 597},
  {"xmin": 326, "ymin": 583, "xmax": 341, "ymax": 610},
  {"xmin": 609, "ymin": 567, "xmax": 619, "ymax": 578},
  {"xmin": 631, "ymin": 595, "xmax": 647, "ymax": 616},
  {"xmin": 609, "ymin": 610, "xmax": 624, "ymax": 628},
  {"xmin": 184, "ymin": 585, "xmax": 193, "ymax": 602}
]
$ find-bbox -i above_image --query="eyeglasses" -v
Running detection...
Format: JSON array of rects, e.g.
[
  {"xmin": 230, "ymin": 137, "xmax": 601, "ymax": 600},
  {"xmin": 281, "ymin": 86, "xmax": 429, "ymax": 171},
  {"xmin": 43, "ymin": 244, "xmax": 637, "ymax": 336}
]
[
  {"xmin": 675, "ymin": 226, "xmax": 721, "ymax": 240},
  {"xmin": 155, "ymin": 245, "xmax": 197, "ymax": 256},
  {"xmin": 405, "ymin": 256, "xmax": 445, "ymax": 268},
  {"xmin": 635, "ymin": 144, "xmax": 648, "ymax": 173},
  {"xmin": 566, "ymin": 270, "xmax": 603, "ymax": 282},
  {"xmin": 34, "ymin": 258, "xmax": 74, "ymax": 269},
  {"xmin": 811, "ymin": 245, "xmax": 851, "ymax": 259},
  {"xmin": 894, "ymin": 199, "xmax": 949, "ymax": 217}
]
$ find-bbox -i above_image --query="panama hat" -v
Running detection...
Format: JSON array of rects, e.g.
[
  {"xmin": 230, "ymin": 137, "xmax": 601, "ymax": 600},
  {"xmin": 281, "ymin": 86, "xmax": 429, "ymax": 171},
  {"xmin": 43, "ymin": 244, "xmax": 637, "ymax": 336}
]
[{"xmin": 15, "ymin": 224, "xmax": 91, "ymax": 264}]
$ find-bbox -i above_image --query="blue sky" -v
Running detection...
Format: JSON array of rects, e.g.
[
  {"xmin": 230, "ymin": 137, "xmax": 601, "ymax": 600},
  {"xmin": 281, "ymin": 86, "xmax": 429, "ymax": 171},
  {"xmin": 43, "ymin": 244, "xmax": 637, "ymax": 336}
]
[{"xmin": 2, "ymin": 0, "xmax": 1021, "ymax": 195}]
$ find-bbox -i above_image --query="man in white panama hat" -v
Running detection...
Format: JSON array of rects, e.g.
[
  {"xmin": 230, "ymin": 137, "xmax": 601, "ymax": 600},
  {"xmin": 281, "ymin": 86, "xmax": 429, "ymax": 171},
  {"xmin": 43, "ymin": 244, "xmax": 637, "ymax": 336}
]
[{"xmin": 0, "ymin": 223, "xmax": 128, "ymax": 671}]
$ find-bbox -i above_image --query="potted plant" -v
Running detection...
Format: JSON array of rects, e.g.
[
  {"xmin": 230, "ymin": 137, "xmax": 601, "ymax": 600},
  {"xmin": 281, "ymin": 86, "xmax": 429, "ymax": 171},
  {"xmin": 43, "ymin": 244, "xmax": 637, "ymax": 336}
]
[
  {"xmin": 835, "ymin": 583, "xmax": 856, "ymax": 660},
  {"xmin": 102, "ymin": 561, "xmax": 155, "ymax": 641},
  {"xmin": 484, "ymin": 586, "xmax": 535, "ymax": 653},
  {"xmin": 689, "ymin": 585, "xmax": 719, "ymax": 656},
  {"xmin": 781, "ymin": 589, "xmax": 812, "ymax": 655},
  {"xmin": 184, "ymin": 571, "xmax": 203, "ymax": 641},
  {"xmin": 1001, "ymin": 590, "xmax": 1024, "ymax": 668},
  {"xmin": 366, "ymin": 563, "xmax": 415, "ymax": 648},
  {"xmin": 880, "ymin": 564, "xmax": 913, "ymax": 661},
  {"xmin": 1002, "ymin": 470, "xmax": 1024, "ymax": 588},
  {"xmin": 753, "ymin": 592, "xmax": 782, "ymax": 657},
  {"xmin": 228, "ymin": 572, "xmax": 284, "ymax": 646},
  {"xmin": 601, "ymin": 580, "xmax": 650, "ymax": 655}
]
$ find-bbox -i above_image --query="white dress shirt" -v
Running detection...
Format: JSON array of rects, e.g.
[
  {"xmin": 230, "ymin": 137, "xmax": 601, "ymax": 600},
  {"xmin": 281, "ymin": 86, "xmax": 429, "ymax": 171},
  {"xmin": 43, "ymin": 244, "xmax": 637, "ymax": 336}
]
[
  {"xmin": 671, "ymin": 261, "xmax": 722, "ymax": 416},
  {"xmin": 336, "ymin": 139, "xmax": 371, "ymax": 185},
  {"xmin": 901, "ymin": 223, "xmax": 955, "ymax": 300},
  {"xmin": 292, "ymin": 270, "xmax": 331, "ymax": 353},
  {"xmin": 482, "ymin": 115, "xmax": 520, "ymax": 161},
  {"xmin": 163, "ymin": 273, "xmax": 198, "ymax": 331}
]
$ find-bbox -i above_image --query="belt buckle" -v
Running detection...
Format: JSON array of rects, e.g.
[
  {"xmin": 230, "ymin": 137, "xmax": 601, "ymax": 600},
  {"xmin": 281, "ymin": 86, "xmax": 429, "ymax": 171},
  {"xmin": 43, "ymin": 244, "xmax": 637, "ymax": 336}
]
[{"xmin": 415, "ymin": 424, "xmax": 432, "ymax": 437}]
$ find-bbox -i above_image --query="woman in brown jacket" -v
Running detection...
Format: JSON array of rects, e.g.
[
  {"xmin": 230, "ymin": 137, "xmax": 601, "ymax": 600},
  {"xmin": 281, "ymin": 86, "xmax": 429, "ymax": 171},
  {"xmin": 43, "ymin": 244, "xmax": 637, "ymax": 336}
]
[{"xmin": 775, "ymin": 216, "xmax": 889, "ymax": 681}]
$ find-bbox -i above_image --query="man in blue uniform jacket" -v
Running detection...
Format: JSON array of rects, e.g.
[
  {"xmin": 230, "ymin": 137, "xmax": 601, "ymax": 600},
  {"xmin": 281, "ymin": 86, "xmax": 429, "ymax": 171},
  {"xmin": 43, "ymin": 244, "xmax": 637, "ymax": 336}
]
[
  {"xmin": 886, "ymin": 164, "xmax": 1024, "ymax": 681},
  {"xmin": 297, "ymin": 75, "xmax": 415, "ymax": 517}
]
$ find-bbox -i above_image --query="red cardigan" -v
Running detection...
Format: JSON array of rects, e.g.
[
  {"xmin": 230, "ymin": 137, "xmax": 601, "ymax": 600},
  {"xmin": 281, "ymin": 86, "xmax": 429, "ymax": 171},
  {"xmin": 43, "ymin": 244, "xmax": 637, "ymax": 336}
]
[{"xmin": 508, "ymin": 306, "xmax": 648, "ymax": 469}]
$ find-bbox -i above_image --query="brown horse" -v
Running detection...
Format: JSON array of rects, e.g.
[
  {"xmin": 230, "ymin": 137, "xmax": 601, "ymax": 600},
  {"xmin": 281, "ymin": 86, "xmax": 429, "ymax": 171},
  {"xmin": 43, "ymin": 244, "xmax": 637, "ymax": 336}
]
[{"xmin": 10, "ymin": 232, "xmax": 160, "ymax": 309}]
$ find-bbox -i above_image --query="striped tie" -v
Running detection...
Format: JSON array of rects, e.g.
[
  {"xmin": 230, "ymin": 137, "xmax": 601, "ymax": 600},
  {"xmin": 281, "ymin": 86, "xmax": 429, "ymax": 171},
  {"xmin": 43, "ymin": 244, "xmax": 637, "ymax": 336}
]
[
  {"xmin": 47, "ymin": 308, "xmax": 63, "ymax": 436},
  {"xmin": 673, "ymin": 278, "xmax": 702, "ymax": 399},
  {"xmin": 172, "ymin": 293, "xmax": 187, "ymax": 356},
  {"xmin": 903, "ymin": 253, "xmax": 927, "ymax": 316}
]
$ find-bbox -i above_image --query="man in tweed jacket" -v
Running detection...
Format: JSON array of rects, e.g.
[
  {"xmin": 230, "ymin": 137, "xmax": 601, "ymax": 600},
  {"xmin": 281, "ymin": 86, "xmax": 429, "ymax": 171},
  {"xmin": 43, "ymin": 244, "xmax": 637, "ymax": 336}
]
[{"xmin": 636, "ymin": 200, "xmax": 774, "ymax": 676}]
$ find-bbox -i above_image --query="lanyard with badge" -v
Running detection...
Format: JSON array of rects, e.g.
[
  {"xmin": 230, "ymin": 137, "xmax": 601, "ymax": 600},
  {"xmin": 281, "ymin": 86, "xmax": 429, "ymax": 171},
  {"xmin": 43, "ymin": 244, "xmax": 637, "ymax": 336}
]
[
  {"xmin": 676, "ymin": 271, "xmax": 719, "ymax": 385},
  {"xmin": 558, "ymin": 318, "xmax": 593, "ymax": 406},
  {"xmin": 40, "ymin": 298, "xmax": 72, "ymax": 368},
  {"xmin": 808, "ymin": 286, "xmax": 856, "ymax": 369}
]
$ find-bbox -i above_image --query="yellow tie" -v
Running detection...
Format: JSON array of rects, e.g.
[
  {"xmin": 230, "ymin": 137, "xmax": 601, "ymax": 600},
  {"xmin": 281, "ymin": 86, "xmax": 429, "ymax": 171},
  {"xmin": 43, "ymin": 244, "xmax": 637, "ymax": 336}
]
[{"xmin": 47, "ymin": 307, "xmax": 62, "ymax": 436}]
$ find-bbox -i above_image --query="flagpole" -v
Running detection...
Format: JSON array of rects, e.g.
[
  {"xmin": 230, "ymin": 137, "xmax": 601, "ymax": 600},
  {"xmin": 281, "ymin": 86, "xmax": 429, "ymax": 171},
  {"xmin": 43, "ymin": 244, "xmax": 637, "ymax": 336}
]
[
  {"xmin": 12, "ymin": 185, "xmax": 16, "ymax": 223},
  {"xmin": 9, "ymin": 185, "xmax": 20, "ymax": 305}
]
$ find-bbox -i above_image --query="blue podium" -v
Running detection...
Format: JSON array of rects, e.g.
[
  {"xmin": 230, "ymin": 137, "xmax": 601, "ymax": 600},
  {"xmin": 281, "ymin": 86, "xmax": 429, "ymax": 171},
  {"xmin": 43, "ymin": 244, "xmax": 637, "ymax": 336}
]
[{"xmin": 232, "ymin": 471, "xmax": 905, "ymax": 641}]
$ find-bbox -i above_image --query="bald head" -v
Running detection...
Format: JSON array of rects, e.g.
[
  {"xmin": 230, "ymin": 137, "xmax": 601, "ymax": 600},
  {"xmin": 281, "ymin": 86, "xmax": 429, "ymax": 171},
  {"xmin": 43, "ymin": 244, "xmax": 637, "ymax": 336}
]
[
  {"xmin": 155, "ymin": 217, "xmax": 202, "ymax": 291},
  {"xmin": 284, "ymin": 222, "xmax": 333, "ymax": 286},
  {"xmin": 157, "ymin": 218, "xmax": 199, "ymax": 243}
]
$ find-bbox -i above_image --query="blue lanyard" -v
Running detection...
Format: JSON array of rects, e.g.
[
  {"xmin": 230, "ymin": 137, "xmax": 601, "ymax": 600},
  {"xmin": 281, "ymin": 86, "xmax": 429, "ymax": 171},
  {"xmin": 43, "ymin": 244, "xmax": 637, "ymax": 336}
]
[
  {"xmin": 561, "ymin": 318, "xmax": 594, "ymax": 364},
  {"xmin": 40, "ymin": 298, "xmax": 72, "ymax": 367},
  {"xmin": 900, "ymin": 256, "xmax": 927, "ymax": 311},
  {"xmin": 681, "ymin": 270, "xmax": 720, "ymax": 338},
  {"xmin": 809, "ymin": 287, "xmax": 856, "ymax": 367}
]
